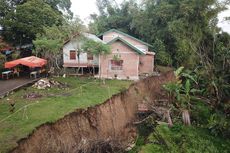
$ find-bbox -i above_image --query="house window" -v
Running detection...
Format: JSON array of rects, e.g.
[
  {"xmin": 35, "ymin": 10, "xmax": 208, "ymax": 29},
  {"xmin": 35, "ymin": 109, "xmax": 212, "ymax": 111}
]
[
  {"xmin": 70, "ymin": 50, "xmax": 76, "ymax": 60},
  {"xmin": 87, "ymin": 53, "xmax": 93, "ymax": 60},
  {"xmin": 110, "ymin": 60, "xmax": 123, "ymax": 70}
]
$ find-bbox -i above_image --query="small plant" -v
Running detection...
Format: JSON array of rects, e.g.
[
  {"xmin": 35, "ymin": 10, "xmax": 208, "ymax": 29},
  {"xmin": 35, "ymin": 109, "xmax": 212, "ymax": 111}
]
[{"xmin": 113, "ymin": 54, "xmax": 121, "ymax": 61}]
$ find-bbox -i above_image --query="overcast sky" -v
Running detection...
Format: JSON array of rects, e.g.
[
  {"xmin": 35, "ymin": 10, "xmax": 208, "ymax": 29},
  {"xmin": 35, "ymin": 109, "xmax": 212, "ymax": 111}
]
[{"xmin": 70, "ymin": 0, "xmax": 230, "ymax": 33}]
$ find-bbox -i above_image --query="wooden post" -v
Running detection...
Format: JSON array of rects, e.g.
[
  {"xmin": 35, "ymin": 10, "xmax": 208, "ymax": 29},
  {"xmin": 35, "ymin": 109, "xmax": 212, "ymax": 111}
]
[
  {"xmin": 93, "ymin": 66, "xmax": 95, "ymax": 75},
  {"xmin": 99, "ymin": 55, "xmax": 101, "ymax": 79},
  {"xmin": 64, "ymin": 67, "xmax": 66, "ymax": 76}
]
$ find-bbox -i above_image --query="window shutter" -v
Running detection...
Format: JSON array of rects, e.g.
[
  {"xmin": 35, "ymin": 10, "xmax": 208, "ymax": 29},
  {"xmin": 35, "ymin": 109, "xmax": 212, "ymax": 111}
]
[{"xmin": 70, "ymin": 50, "xmax": 76, "ymax": 60}]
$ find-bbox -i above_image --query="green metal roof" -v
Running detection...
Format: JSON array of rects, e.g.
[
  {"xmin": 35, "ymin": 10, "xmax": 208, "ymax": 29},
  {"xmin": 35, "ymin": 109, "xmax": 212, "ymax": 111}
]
[
  {"xmin": 98, "ymin": 29, "xmax": 153, "ymax": 47},
  {"xmin": 107, "ymin": 37, "xmax": 146, "ymax": 55}
]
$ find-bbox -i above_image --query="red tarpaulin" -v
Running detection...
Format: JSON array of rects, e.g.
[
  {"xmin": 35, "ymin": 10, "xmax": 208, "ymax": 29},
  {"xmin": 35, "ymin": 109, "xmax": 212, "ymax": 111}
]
[{"xmin": 5, "ymin": 56, "xmax": 47, "ymax": 69}]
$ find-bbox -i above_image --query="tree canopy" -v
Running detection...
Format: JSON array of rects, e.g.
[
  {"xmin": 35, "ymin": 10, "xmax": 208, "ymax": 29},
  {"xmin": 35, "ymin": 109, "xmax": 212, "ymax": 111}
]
[
  {"xmin": 0, "ymin": 0, "xmax": 72, "ymax": 45},
  {"xmin": 82, "ymin": 39, "xmax": 111, "ymax": 56},
  {"xmin": 33, "ymin": 17, "xmax": 84, "ymax": 68}
]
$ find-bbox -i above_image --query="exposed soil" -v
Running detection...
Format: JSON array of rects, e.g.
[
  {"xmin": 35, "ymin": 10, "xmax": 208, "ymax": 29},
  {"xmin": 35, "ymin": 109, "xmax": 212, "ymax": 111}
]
[{"xmin": 10, "ymin": 72, "xmax": 175, "ymax": 153}]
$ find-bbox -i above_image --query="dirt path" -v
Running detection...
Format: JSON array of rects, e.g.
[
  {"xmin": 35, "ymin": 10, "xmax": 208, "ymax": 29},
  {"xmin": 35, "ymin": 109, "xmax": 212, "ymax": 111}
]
[
  {"xmin": 11, "ymin": 72, "xmax": 175, "ymax": 153},
  {"xmin": 0, "ymin": 78, "xmax": 38, "ymax": 97}
]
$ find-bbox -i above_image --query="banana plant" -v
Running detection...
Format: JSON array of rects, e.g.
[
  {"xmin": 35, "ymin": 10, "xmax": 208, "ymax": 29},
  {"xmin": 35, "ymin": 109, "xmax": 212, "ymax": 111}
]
[{"xmin": 163, "ymin": 67, "xmax": 200, "ymax": 126}]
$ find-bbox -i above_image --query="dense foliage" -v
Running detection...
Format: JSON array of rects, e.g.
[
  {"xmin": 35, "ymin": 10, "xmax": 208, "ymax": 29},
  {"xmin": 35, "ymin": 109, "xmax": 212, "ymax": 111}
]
[
  {"xmin": 33, "ymin": 18, "xmax": 84, "ymax": 69},
  {"xmin": 140, "ymin": 124, "xmax": 230, "ymax": 153},
  {"xmin": 0, "ymin": 0, "xmax": 72, "ymax": 45}
]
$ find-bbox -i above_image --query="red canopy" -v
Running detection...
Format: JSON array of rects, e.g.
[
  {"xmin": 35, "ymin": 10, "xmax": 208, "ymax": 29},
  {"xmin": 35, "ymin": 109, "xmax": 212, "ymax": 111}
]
[{"xmin": 5, "ymin": 56, "xmax": 47, "ymax": 69}]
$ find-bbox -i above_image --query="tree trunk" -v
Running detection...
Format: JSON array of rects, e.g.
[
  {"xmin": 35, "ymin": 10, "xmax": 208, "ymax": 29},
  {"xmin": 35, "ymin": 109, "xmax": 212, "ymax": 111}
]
[
  {"xmin": 163, "ymin": 109, "xmax": 173, "ymax": 127},
  {"xmin": 182, "ymin": 109, "xmax": 191, "ymax": 126},
  {"xmin": 99, "ymin": 54, "xmax": 101, "ymax": 79}
]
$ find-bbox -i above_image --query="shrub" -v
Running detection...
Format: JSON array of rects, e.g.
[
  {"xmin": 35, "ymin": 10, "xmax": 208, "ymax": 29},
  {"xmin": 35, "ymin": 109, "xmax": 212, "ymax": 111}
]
[{"xmin": 140, "ymin": 124, "xmax": 230, "ymax": 153}]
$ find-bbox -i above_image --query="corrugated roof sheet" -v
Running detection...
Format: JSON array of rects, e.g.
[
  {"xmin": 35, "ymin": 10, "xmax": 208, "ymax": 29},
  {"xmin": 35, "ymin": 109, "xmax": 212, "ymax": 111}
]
[{"xmin": 83, "ymin": 33, "xmax": 105, "ymax": 44}]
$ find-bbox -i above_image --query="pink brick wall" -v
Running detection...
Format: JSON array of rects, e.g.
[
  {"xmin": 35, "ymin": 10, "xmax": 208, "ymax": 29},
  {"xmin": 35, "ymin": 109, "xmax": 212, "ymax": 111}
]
[
  {"xmin": 139, "ymin": 54, "xmax": 154, "ymax": 74},
  {"xmin": 100, "ymin": 41, "xmax": 139, "ymax": 80}
]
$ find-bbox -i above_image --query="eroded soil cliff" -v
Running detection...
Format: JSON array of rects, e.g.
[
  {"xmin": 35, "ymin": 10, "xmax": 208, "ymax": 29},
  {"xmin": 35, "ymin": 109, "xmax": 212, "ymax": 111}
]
[{"xmin": 11, "ymin": 72, "xmax": 175, "ymax": 153}]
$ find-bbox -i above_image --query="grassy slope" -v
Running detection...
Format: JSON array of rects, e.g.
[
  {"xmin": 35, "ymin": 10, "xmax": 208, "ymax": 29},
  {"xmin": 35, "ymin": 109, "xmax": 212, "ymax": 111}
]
[{"xmin": 0, "ymin": 77, "xmax": 131, "ymax": 153}]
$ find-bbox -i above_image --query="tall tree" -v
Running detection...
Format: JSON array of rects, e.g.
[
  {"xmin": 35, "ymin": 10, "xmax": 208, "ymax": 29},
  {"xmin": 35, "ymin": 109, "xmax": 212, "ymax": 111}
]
[
  {"xmin": 131, "ymin": 0, "xmax": 228, "ymax": 68},
  {"xmin": 82, "ymin": 39, "xmax": 111, "ymax": 79},
  {"xmin": 89, "ymin": 0, "xmax": 138, "ymax": 36},
  {"xmin": 44, "ymin": 0, "xmax": 72, "ymax": 16},
  {"xmin": 33, "ymin": 17, "xmax": 84, "ymax": 69},
  {"xmin": 0, "ymin": 0, "xmax": 72, "ymax": 45}
]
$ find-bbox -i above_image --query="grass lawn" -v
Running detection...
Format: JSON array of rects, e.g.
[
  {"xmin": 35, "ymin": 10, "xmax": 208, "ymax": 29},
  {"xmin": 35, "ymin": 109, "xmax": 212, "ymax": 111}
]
[{"xmin": 0, "ymin": 77, "xmax": 132, "ymax": 153}]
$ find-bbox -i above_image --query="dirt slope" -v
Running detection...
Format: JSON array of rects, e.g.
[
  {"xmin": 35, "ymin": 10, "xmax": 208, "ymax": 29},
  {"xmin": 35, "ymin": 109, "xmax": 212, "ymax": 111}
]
[{"xmin": 11, "ymin": 72, "xmax": 175, "ymax": 153}]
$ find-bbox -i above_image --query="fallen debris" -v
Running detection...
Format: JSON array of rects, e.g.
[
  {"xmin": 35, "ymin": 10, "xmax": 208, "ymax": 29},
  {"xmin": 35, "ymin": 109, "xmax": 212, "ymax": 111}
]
[
  {"xmin": 139, "ymin": 72, "xmax": 160, "ymax": 80},
  {"xmin": 32, "ymin": 78, "xmax": 68, "ymax": 89},
  {"xmin": 32, "ymin": 78, "xmax": 51, "ymax": 89}
]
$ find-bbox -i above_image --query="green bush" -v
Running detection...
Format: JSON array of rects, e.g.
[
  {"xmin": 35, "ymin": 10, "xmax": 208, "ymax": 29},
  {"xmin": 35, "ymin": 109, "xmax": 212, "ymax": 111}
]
[
  {"xmin": 153, "ymin": 39, "xmax": 172, "ymax": 66},
  {"xmin": 190, "ymin": 99, "xmax": 212, "ymax": 125},
  {"xmin": 208, "ymin": 113, "xmax": 230, "ymax": 138},
  {"xmin": 140, "ymin": 124, "xmax": 230, "ymax": 153},
  {"xmin": 156, "ymin": 51, "xmax": 173, "ymax": 66}
]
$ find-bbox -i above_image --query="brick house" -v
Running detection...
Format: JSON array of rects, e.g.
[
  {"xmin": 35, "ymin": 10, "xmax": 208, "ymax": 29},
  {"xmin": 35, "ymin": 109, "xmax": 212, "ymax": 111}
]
[{"xmin": 98, "ymin": 29, "xmax": 155, "ymax": 80}]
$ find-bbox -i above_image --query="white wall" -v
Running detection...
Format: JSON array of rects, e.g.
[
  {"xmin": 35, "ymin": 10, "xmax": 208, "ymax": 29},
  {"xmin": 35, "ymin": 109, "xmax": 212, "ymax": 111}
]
[{"xmin": 63, "ymin": 40, "xmax": 99, "ymax": 65}]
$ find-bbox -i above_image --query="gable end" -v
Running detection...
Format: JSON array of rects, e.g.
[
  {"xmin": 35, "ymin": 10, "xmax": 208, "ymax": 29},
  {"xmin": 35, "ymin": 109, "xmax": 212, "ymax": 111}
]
[{"xmin": 107, "ymin": 37, "xmax": 146, "ymax": 55}]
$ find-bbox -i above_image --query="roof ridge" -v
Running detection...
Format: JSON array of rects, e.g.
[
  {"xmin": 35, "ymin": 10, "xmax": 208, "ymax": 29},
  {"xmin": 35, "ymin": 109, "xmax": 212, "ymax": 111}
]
[{"xmin": 64, "ymin": 32, "xmax": 104, "ymax": 45}]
